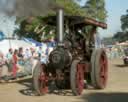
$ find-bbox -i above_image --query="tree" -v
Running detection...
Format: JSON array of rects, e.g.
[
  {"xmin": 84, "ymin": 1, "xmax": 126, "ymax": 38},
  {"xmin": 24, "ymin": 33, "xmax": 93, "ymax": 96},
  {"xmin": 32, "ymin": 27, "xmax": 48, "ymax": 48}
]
[
  {"xmin": 121, "ymin": 10, "xmax": 128, "ymax": 31},
  {"xmin": 83, "ymin": 0, "xmax": 107, "ymax": 22},
  {"xmin": 15, "ymin": 0, "xmax": 107, "ymax": 41},
  {"xmin": 111, "ymin": 9, "xmax": 128, "ymax": 43},
  {"xmin": 102, "ymin": 37, "xmax": 116, "ymax": 45},
  {"xmin": 54, "ymin": 0, "xmax": 85, "ymax": 16},
  {"xmin": 14, "ymin": 0, "xmax": 85, "ymax": 41},
  {"xmin": 14, "ymin": 17, "xmax": 52, "ymax": 41},
  {"xmin": 113, "ymin": 31, "xmax": 128, "ymax": 42}
]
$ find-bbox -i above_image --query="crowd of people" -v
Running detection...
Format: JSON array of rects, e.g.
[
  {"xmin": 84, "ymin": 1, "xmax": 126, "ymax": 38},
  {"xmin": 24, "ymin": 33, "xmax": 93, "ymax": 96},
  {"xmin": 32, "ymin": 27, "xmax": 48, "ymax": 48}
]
[
  {"xmin": 0, "ymin": 40, "xmax": 127, "ymax": 80},
  {"xmin": 0, "ymin": 46, "xmax": 53, "ymax": 80},
  {"xmin": 106, "ymin": 45, "xmax": 127, "ymax": 59}
]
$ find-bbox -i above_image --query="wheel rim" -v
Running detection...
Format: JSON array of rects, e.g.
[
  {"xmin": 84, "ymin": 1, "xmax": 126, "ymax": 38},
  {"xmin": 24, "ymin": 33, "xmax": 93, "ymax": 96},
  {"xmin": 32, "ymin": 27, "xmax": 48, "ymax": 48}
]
[
  {"xmin": 76, "ymin": 64, "xmax": 84, "ymax": 95},
  {"xmin": 38, "ymin": 65, "xmax": 48, "ymax": 94},
  {"xmin": 99, "ymin": 52, "xmax": 108, "ymax": 88}
]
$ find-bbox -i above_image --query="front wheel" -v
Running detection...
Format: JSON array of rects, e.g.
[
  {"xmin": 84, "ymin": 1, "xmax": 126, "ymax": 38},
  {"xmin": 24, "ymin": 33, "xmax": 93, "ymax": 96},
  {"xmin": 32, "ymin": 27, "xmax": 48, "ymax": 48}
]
[
  {"xmin": 70, "ymin": 60, "xmax": 84, "ymax": 95},
  {"xmin": 91, "ymin": 49, "xmax": 108, "ymax": 89},
  {"xmin": 33, "ymin": 62, "xmax": 48, "ymax": 95}
]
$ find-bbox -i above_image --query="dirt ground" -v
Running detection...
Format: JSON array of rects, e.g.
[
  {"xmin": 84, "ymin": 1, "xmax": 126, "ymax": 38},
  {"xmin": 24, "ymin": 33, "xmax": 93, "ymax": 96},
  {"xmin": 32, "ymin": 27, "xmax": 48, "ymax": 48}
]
[{"xmin": 0, "ymin": 58, "xmax": 128, "ymax": 102}]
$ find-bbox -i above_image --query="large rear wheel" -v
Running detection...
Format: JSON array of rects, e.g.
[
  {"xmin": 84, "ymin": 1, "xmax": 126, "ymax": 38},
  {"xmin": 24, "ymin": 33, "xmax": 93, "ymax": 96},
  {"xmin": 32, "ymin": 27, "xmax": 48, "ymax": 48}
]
[
  {"xmin": 70, "ymin": 60, "xmax": 84, "ymax": 95},
  {"xmin": 91, "ymin": 49, "xmax": 108, "ymax": 89}
]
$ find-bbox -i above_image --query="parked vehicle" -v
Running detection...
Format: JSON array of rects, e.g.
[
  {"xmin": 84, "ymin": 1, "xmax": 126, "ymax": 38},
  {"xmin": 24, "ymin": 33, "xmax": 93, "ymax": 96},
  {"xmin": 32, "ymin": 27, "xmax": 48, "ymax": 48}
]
[{"xmin": 123, "ymin": 48, "xmax": 128, "ymax": 65}]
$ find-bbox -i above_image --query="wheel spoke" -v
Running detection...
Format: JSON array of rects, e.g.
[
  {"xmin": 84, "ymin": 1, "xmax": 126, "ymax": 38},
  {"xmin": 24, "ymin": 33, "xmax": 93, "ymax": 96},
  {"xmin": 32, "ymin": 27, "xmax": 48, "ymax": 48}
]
[
  {"xmin": 91, "ymin": 49, "xmax": 108, "ymax": 89},
  {"xmin": 100, "ymin": 56, "xmax": 105, "ymax": 76},
  {"xmin": 99, "ymin": 53, "xmax": 108, "ymax": 87},
  {"xmin": 76, "ymin": 64, "xmax": 84, "ymax": 94},
  {"xmin": 38, "ymin": 66, "xmax": 48, "ymax": 94},
  {"xmin": 71, "ymin": 60, "xmax": 85, "ymax": 95}
]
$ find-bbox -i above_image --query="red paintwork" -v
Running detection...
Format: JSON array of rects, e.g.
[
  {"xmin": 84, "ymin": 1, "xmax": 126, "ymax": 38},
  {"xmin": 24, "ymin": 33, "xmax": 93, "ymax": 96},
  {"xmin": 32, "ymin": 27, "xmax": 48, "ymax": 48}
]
[
  {"xmin": 99, "ymin": 53, "xmax": 108, "ymax": 88},
  {"xmin": 76, "ymin": 64, "xmax": 84, "ymax": 95},
  {"xmin": 38, "ymin": 65, "xmax": 48, "ymax": 94}
]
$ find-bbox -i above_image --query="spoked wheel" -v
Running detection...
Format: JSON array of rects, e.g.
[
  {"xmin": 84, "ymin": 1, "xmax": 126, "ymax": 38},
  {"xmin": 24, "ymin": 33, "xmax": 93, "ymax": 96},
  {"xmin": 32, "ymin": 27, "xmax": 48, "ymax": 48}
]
[
  {"xmin": 33, "ymin": 62, "xmax": 48, "ymax": 95},
  {"xmin": 70, "ymin": 60, "xmax": 84, "ymax": 95},
  {"xmin": 91, "ymin": 49, "xmax": 108, "ymax": 89}
]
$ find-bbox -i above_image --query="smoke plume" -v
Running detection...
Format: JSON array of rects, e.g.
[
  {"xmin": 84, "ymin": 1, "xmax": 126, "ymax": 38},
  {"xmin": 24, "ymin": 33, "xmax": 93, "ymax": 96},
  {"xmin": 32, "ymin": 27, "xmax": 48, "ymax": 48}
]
[{"xmin": 0, "ymin": 0, "xmax": 57, "ymax": 17}]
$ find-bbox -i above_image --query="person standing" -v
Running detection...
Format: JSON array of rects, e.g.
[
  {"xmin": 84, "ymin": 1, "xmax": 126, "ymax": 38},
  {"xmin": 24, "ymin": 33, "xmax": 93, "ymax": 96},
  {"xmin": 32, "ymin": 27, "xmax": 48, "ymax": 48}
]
[
  {"xmin": 0, "ymin": 51, "xmax": 4, "ymax": 79},
  {"xmin": 37, "ymin": 46, "xmax": 42, "ymax": 58},
  {"xmin": 12, "ymin": 49, "xmax": 18, "ymax": 77},
  {"xmin": 17, "ymin": 47, "xmax": 24, "ymax": 66},
  {"xmin": 6, "ymin": 48, "xmax": 13, "ymax": 73},
  {"xmin": 24, "ymin": 48, "xmax": 32, "ymax": 59}
]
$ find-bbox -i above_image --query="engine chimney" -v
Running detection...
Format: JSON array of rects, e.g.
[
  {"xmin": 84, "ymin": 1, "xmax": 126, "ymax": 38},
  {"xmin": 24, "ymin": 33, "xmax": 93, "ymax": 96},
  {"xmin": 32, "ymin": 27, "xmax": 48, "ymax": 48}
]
[{"xmin": 57, "ymin": 9, "xmax": 64, "ymax": 46}]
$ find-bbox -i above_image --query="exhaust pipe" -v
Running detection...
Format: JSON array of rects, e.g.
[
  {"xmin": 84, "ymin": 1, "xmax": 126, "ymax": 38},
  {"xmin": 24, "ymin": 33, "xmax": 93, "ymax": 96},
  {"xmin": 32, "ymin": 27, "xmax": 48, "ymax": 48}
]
[{"xmin": 57, "ymin": 9, "xmax": 64, "ymax": 46}]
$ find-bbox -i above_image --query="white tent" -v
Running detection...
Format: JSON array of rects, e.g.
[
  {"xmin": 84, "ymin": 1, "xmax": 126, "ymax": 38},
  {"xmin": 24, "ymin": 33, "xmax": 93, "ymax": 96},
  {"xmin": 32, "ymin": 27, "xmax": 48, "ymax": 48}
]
[{"xmin": 0, "ymin": 39, "xmax": 34, "ymax": 55}]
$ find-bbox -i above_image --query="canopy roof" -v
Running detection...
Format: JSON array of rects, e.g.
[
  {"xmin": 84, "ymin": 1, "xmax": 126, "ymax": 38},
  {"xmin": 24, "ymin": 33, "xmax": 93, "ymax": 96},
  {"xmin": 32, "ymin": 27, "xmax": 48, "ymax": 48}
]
[
  {"xmin": 44, "ymin": 16, "xmax": 107, "ymax": 29},
  {"xmin": 24, "ymin": 38, "xmax": 42, "ymax": 46}
]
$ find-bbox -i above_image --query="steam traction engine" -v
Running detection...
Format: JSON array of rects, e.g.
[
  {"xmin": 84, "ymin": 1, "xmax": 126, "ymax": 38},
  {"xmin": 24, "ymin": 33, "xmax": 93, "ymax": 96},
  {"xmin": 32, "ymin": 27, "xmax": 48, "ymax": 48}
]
[{"xmin": 33, "ymin": 9, "xmax": 108, "ymax": 96}]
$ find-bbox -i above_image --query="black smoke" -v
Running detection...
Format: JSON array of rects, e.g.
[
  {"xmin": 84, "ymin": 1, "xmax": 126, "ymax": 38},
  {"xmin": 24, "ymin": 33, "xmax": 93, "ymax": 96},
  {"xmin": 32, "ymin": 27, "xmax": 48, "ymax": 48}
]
[{"xmin": 0, "ymin": 0, "xmax": 57, "ymax": 17}]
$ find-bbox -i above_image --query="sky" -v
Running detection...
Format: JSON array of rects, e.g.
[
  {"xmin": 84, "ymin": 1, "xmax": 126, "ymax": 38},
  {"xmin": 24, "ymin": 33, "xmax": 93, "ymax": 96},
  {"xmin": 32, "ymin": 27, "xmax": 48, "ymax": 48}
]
[
  {"xmin": 79, "ymin": 0, "xmax": 128, "ymax": 38},
  {"xmin": 0, "ymin": 0, "xmax": 128, "ymax": 38},
  {"xmin": 0, "ymin": 13, "xmax": 18, "ymax": 37}
]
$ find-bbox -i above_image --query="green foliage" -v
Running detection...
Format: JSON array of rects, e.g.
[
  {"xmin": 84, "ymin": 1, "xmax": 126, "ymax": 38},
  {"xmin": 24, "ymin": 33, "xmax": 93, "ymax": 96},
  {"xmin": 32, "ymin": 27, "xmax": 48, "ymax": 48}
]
[
  {"xmin": 14, "ymin": 0, "xmax": 85, "ymax": 41},
  {"xmin": 102, "ymin": 37, "xmax": 116, "ymax": 45},
  {"xmin": 113, "ymin": 31, "xmax": 128, "ymax": 43},
  {"xmin": 14, "ymin": 0, "xmax": 107, "ymax": 41},
  {"xmin": 14, "ymin": 16, "xmax": 56, "ymax": 42},
  {"xmin": 54, "ymin": 0, "xmax": 85, "ymax": 16},
  {"xmin": 121, "ymin": 10, "xmax": 128, "ymax": 31},
  {"xmin": 112, "ymin": 9, "xmax": 128, "ymax": 43},
  {"xmin": 83, "ymin": 0, "xmax": 107, "ymax": 22}
]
